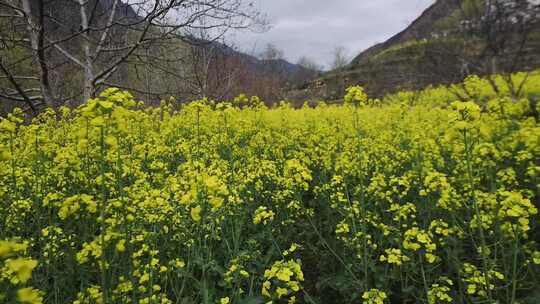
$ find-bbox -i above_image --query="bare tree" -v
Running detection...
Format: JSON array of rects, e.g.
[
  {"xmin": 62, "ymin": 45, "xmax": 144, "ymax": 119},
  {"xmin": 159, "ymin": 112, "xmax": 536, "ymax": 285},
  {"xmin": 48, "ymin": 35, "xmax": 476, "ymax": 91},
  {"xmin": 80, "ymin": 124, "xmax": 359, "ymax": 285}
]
[
  {"xmin": 451, "ymin": 0, "xmax": 540, "ymax": 96},
  {"xmin": 260, "ymin": 42, "xmax": 283, "ymax": 61},
  {"xmin": 330, "ymin": 46, "xmax": 349, "ymax": 70},
  {"xmin": 0, "ymin": 0, "xmax": 54, "ymax": 112},
  {"xmin": 182, "ymin": 39, "xmax": 243, "ymax": 101},
  {"xmin": 0, "ymin": 0, "xmax": 264, "ymax": 112}
]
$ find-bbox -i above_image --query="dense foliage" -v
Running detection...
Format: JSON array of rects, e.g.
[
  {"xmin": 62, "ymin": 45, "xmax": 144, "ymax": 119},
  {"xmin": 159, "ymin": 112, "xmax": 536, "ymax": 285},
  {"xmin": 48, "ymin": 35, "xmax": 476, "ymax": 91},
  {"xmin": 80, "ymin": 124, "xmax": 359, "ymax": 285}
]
[{"xmin": 0, "ymin": 72, "xmax": 539, "ymax": 304}]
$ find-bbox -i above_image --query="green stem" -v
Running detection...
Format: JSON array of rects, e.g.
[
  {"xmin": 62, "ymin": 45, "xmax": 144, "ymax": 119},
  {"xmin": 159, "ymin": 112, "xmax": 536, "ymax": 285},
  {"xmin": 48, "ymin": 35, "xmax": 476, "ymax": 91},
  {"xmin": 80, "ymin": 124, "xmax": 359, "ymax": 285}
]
[
  {"xmin": 419, "ymin": 254, "xmax": 430, "ymax": 304},
  {"xmin": 463, "ymin": 128, "xmax": 493, "ymax": 302},
  {"xmin": 510, "ymin": 232, "xmax": 519, "ymax": 304},
  {"xmin": 99, "ymin": 126, "xmax": 108, "ymax": 303},
  {"xmin": 306, "ymin": 215, "xmax": 361, "ymax": 283}
]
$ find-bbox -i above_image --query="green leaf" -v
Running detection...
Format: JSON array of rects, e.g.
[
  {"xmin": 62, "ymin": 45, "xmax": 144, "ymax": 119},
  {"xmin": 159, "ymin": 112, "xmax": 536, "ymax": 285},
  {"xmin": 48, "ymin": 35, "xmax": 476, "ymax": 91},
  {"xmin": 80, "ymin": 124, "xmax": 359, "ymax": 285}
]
[
  {"xmin": 521, "ymin": 291, "xmax": 540, "ymax": 304},
  {"xmin": 237, "ymin": 296, "xmax": 267, "ymax": 304}
]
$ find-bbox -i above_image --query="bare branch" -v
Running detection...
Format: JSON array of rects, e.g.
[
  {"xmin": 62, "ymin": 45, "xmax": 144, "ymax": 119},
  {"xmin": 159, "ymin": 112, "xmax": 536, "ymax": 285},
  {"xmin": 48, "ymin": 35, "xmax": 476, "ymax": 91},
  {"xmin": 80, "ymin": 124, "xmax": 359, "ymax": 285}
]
[
  {"xmin": 51, "ymin": 42, "xmax": 87, "ymax": 69},
  {"xmin": 0, "ymin": 58, "xmax": 38, "ymax": 113},
  {"xmin": 94, "ymin": 0, "xmax": 119, "ymax": 58}
]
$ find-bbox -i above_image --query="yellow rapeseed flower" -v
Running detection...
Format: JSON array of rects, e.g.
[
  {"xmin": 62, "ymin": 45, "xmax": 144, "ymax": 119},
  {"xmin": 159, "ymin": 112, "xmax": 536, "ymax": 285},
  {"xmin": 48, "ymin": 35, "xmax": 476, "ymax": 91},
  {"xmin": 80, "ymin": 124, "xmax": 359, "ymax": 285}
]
[
  {"xmin": 191, "ymin": 206, "xmax": 202, "ymax": 222},
  {"xmin": 17, "ymin": 287, "xmax": 44, "ymax": 304},
  {"xmin": 220, "ymin": 297, "xmax": 230, "ymax": 304},
  {"xmin": 5, "ymin": 258, "xmax": 38, "ymax": 284}
]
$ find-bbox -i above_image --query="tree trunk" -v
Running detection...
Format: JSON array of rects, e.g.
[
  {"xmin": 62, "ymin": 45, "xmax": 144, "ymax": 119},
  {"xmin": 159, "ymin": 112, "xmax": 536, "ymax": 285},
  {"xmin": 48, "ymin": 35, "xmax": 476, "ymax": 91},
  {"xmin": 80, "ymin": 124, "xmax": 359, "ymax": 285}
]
[
  {"xmin": 21, "ymin": 0, "xmax": 55, "ymax": 108},
  {"xmin": 78, "ymin": 0, "xmax": 95, "ymax": 101}
]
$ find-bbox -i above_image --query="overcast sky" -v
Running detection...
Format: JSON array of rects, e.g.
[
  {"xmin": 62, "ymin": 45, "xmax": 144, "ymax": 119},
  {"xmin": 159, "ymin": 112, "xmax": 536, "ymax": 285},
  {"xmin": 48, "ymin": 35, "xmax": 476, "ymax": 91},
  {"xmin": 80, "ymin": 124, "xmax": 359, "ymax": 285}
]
[{"xmin": 230, "ymin": 0, "xmax": 435, "ymax": 69}]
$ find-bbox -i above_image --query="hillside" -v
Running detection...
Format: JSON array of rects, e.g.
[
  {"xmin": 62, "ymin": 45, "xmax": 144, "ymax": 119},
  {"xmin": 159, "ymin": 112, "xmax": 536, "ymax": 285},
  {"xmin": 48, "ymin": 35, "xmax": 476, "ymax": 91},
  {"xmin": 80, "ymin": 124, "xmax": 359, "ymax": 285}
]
[
  {"xmin": 350, "ymin": 0, "xmax": 460, "ymax": 66},
  {"xmin": 199, "ymin": 40, "xmax": 320, "ymax": 86},
  {"xmin": 289, "ymin": 0, "xmax": 540, "ymax": 102},
  {"xmin": 184, "ymin": 39, "xmax": 320, "ymax": 103}
]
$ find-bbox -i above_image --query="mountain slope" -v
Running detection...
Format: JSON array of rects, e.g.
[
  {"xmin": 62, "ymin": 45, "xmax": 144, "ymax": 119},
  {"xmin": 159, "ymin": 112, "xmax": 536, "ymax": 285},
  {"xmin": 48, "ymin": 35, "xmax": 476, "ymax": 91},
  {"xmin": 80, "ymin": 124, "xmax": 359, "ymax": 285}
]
[
  {"xmin": 290, "ymin": 0, "xmax": 540, "ymax": 103},
  {"xmin": 351, "ymin": 0, "xmax": 459, "ymax": 66},
  {"xmin": 207, "ymin": 41, "xmax": 320, "ymax": 84}
]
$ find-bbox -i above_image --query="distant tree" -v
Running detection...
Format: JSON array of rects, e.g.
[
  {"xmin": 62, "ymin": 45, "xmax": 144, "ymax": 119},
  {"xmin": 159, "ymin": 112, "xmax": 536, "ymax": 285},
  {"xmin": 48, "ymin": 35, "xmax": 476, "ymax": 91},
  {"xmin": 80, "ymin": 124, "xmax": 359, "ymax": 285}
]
[
  {"xmin": 182, "ymin": 40, "xmax": 249, "ymax": 101},
  {"xmin": 260, "ymin": 43, "xmax": 284, "ymax": 61},
  {"xmin": 297, "ymin": 56, "xmax": 322, "ymax": 71},
  {"xmin": 330, "ymin": 46, "xmax": 350, "ymax": 70}
]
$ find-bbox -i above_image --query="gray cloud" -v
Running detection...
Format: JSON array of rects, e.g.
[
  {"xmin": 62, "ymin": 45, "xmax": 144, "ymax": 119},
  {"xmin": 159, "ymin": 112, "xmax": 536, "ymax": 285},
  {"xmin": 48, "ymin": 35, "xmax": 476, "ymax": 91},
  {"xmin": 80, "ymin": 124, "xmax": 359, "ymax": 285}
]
[{"xmin": 229, "ymin": 0, "xmax": 435, "ymax": 69}]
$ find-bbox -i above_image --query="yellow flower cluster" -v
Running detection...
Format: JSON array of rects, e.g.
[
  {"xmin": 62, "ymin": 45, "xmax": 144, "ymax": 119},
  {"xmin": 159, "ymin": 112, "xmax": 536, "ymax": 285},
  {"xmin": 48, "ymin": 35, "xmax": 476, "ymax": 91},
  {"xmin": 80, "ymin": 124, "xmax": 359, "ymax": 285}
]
[
  {"xmin": 0, "ymin": 240, "xmax": 43, "ymax": 304},
  {"xmin": 498, "ymin": 190, "xmax": 537, "ymax": 236},
  {"xmin": 0, "ymin": 240, "xmax": 28, "ymax": 258},
  {"xmin": 0, "ymin": 70, "xmax": 539, "ymax": 304},
  {"xmin": 262, "ymin": 259, "xmax": 304, "ymax": 303},
  {"xmin": 3, "ymin": 258, "xmax": 39, "ymax": 284},
  {"xmin": 224, "ymin": 257, "xmax": 250, "ymax": 284},
  {"xmin": 379, "ymin": 248, "xmax": 410, "ymax": 266},
  {"xmin": 344, "ymin": 86, "xmax": 369, "ymax": 107},
  {"xmin": 427, "ymin": 277, "xmax": 453, "ymax": 304},
  {"xmin": 402, "ymin": 227, "xmax": 438, "ymax": 263},
  {"xmin": 253, "ymin": 206, "xmax": 276, "ymax": 225},
  {"xmin": 420, "ymin": 172, "xmax": 460, "ymax": 210},
  {"xmin": 57, "ymin": 194, "xmax": 98, "ymax": 220},
  {"xmin": 361, "ymin": 288, "xmax": 387, "ymax": 304},
  {"xmin": 461, "ymin": 263, "xmax": 504, "ymax": 297}
]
